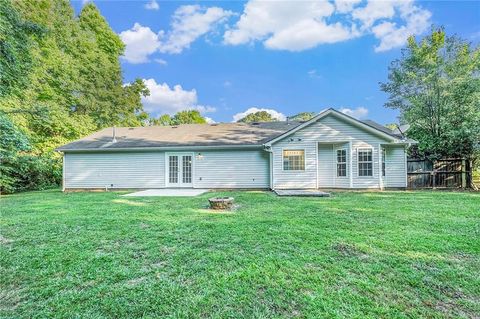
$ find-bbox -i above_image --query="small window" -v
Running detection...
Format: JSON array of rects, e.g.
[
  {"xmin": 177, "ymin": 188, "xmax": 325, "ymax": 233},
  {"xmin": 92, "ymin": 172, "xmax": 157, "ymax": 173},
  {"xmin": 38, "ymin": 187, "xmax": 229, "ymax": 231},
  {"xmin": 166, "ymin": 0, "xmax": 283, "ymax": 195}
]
[
  {"xmin": 283, "ymin": 150, "xmax": 305, "ymax": 171},
  {"xmin": 358, "ymin": 148, "xmax": 373, "ymax": 177},
  {"xmin": 337, "ymin": 149, "xmax": 347, "ymax": 177},
  {"xmin": 382, "ymin": 148, "xmax": 386, "ymax": 177}
]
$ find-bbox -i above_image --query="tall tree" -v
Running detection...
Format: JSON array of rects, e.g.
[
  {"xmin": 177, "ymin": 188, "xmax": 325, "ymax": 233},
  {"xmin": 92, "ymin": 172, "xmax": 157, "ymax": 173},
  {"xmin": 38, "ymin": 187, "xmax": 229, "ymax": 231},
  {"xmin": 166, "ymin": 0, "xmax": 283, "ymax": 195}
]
[
  {"xmin": 0, "ymin": 0, "xmax": 151, "ymax": 192},
  {"xmin": 381, "ymin": 27, "xmax": 480, "ymax": 160},
  {"xmin": 0, "ymin": 0, "xmax": 42, "ymax": 98},
  {"xmin": 238, "ymin": 111, "xmax": 278, "ymax": 123},
  {"xmin": 171, "ymin": 110, "xmax": 206, "ymax": 125}
]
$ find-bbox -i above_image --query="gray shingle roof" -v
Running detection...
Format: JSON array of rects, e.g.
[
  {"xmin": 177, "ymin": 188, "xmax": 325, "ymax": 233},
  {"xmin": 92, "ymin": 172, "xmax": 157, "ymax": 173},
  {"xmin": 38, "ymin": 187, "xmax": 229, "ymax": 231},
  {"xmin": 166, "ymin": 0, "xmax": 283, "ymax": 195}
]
[{"xmin": 56, "ymin": 121, "xmax": 303, "ymax": 151}]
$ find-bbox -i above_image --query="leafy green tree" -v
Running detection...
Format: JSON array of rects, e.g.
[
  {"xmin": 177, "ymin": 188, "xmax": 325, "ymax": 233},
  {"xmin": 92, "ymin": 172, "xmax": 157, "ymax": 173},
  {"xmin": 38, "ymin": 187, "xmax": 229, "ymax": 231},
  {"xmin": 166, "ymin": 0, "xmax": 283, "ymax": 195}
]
[
  {"xmin": 381, "ymin": 27, "xmax": 480, "ymax": 160},
  {"xmin": 289, "ymin": 112, "xmax": 316, "ymax": 121},
  {"xmin": 0, "ymin": 0, "xmax": 43, "ymax": 97},
  {"xmin": 0, "ymin": 0, "xmax": 151, "ymax": 192},
  {"xmin": 171, "ymin": 110, "xmax": 206, "ymax": 125},
  {"xmin": 238, "ymin": 111, "xmax": 278, "ymax": 123}
]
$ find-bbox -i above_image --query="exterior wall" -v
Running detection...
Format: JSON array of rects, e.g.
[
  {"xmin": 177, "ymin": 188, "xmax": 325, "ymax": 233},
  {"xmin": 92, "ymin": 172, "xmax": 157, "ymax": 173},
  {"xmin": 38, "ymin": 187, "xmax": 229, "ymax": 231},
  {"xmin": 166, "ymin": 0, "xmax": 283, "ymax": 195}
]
[
  {"xmin": 272, "ymin": 114, "xmax": 400, "ymax": 189},
  {"xmin": 64, "ymin": 149, "xmax": 270, "ymax": 190},
  {"xmin": 317, "ymin": 144, "xmax": 334, "ymax": 187},
  {"xmin": 383, "ymin": 145, "xmax": 407, "ymax": 188},
  {"xmin": 193, "ymin": 150, "xmax": 270, "ymax": 188},
  {"xmin": 64, "ymin": 152, "xmax": 165, "ymax": 189}
]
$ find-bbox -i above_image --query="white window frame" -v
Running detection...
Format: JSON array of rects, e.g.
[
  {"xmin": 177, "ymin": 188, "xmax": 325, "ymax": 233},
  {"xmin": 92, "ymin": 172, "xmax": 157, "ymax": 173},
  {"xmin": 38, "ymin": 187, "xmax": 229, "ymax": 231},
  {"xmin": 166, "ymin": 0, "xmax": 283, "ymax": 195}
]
[
  {"xmin": 282, "ymin": 148, "xmax": 306, "ymax": 171},
  {"xmin": 357, "ymin": 147, "xmax": 374, "ymax": 177},
  {"xmin": 336, "ymin": 148, "xmax": 348, "ymax": 178}
]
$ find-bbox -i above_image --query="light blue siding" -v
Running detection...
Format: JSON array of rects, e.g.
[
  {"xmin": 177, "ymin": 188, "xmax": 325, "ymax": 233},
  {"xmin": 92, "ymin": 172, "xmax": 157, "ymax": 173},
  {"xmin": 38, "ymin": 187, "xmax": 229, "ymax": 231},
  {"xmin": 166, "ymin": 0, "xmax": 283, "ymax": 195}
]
[
  {"xmin": 272, "ymin": 114, "xmax": 406, "ymax": 189},
  {"xmin": 193, "ymin": 150, "xmax": 270, "ymax": 188},
  {"xmin": 64, "ymin": 152, "xmax": 165, "ymax": 189},
  {"xmin": 384, "ymin": 145, "xmax": 407, "ymax": 188},
  {"xmin": 64, "ymin": 149, "xmax": 270, "ymax": 189}
]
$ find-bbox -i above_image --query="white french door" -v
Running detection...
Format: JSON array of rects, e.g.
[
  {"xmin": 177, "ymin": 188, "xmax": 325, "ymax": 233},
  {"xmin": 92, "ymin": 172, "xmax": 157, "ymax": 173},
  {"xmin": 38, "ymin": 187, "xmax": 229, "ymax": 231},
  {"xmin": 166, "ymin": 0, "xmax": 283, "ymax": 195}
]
[{"xmin": 166, "ymin": 153, "xmax": 194, "ymax": 188}]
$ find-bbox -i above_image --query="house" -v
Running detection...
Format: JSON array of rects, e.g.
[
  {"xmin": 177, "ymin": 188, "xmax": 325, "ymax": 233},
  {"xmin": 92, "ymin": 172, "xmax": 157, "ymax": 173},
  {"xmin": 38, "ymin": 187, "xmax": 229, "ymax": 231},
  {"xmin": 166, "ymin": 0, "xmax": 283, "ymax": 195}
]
[{"xmin": 57, "ymin": 108, "xmax": 413, "ymax": 191}]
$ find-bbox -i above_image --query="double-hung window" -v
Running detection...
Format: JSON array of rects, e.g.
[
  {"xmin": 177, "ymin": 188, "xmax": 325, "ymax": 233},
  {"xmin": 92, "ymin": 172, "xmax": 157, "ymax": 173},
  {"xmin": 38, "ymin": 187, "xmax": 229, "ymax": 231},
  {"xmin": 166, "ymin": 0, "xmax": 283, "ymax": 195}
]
[
  {"xmin": 283, "ymin": 150, "xmax": 305, "ymax": 171},
  {"xmin": 358, "ymin": 148, "xmax": 373, "ymax": 177},
  {"xmin": 336, "ymin": 149, "xmax": 347, "ymax": 177}
]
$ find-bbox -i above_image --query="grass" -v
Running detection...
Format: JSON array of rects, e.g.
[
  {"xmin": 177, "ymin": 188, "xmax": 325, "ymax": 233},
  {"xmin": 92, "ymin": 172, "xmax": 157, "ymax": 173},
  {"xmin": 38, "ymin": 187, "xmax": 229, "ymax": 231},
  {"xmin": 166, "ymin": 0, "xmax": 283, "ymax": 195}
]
[{"xmin": 1, "ymin": 190, "xmax": 479, "ymax": 318}]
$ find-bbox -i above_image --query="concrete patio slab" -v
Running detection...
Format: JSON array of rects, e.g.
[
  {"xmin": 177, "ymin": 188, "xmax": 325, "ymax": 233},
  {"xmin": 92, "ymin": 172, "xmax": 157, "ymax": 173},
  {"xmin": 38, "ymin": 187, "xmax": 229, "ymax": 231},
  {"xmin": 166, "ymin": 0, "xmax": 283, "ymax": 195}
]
[
  {"xmin": 122, "ymin": 189, "xmax": 209, "ymax": 197},
  {"xmin": 274, "ymin": 189, "xmax": 331, "ymax": 197}
]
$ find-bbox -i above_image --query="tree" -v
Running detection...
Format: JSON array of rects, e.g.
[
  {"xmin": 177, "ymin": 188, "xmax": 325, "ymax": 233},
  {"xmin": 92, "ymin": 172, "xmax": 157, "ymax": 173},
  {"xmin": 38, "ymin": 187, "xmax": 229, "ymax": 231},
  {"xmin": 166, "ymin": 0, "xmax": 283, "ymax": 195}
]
[
  {"xmin": 0, "ymin": 0, "xmax": 43, "ymax": 98},
  {"xmin": 171, "ymin": 110, "xmax": 206, "ymax": 125},
  {"xmin": 289, "ymin": 112, "xmax": 316, "ymax": 121},
  {"xmin": 238, "ymin": 111, "xmax": 278, "ymax": 123},
  {"xmin": 0, "ymin": 0, "xmax": 151, "ymax": 192},
  {"xmin": 381, "ymin": 27, "xmax": 480, "ymax": 160}
]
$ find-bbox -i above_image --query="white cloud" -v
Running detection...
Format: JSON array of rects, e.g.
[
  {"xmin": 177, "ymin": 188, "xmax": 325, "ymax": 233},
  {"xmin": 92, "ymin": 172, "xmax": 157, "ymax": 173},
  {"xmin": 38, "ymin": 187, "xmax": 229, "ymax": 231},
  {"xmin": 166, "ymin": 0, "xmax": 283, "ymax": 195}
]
[
  {"xmin": 335, "ymin": 0, "xmax": 362, "ymax": 14},
  {"xmin": 159, "ymin": 5, "xmax": 233, "ymax": 54},
  {"xmin": 145, "ymin": 0, "xmax": 159, "ymax": 10},
  {"xmin": 308, "ymin": 69, "xmax": 321, "ymax": 79},
  {"xmin": 223, "ymin": 81, "xmax": 232, "ymax": 87},
  {"xmin": 232, "ymin": 107, "xmax": 286, "ymax": 122},
  {"xmin": 205, "ymin": 117, "xmax": 216, "ymax": 124},
  {"xmin": 371, "ymin": 3, "xmax": 431, "ymax": 52},
  {"xmin": 119, "ymin": 23, "xmax": 161, "ymax": 64},
  {"xmin": 352, "ymin": 1, "xmax": 397, "ymax": 29},
  {"xmin": 224, "ymin": 0, "xmax": 356, "ymax": 51},
  {"xmin": 141, "ymin": 78, "xmax": 215, "ymax": 115},
  {"xmin": 340, "ymin": 107, "xmax": 369, "ymax": 119},
  {"xmin": 225, "ymin": 0, "xmax": 431, "ymax": 52},
  {"xmin": 154, "ymin": 58, "xmax": 168, "ymax": 65}
]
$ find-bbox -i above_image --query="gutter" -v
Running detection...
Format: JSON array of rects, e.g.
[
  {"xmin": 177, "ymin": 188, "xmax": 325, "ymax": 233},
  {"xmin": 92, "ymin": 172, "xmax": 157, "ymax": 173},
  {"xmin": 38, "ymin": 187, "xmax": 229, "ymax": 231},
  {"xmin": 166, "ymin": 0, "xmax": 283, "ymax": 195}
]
[{"xmin": 56, "ymin": 144, "xmax": 264, "ymax": 153}]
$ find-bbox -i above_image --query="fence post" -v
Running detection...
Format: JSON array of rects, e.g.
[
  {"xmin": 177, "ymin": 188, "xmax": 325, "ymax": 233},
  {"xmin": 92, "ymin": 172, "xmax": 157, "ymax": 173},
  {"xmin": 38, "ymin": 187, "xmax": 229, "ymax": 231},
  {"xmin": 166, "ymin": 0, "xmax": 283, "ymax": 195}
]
[{"xmin": 462, "ymin": 159, "xmax": 466, "ymax": 188}]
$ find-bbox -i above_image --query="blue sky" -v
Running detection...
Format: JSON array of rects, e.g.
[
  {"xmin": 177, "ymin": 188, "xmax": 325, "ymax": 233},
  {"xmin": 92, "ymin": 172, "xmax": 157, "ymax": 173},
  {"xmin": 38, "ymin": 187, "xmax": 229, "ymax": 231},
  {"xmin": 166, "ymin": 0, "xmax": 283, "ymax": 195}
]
[{"xmin": 72, "ymin": 0, "xmax": 480, "ymax": 124}]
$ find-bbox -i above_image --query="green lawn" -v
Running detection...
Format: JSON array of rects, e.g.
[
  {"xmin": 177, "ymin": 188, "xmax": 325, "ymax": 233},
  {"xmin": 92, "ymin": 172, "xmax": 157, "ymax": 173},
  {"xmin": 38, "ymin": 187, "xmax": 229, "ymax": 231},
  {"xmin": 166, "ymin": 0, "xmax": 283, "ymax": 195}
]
[{"xmin": 1, "ymin": 190, "xmax": 479, "ymax": 318}]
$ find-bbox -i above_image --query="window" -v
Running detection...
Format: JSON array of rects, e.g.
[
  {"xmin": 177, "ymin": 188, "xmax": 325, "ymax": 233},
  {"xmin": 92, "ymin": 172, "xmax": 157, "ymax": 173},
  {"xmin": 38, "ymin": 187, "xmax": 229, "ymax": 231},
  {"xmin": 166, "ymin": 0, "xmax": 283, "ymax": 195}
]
[
  {"xmin": 283, "ymin": 150, "xmax": 305, "ymax": 171},
  {"xmin": 358, "ymin": 148, "xmax": 373, "ymax": 177},
  {"xmin": 337, "ymin": 149, "xmax": 347, "ymax": 177},
  {"xmin": 382, "ymin": 148, "xmax": 386, "ymax": 177},
  {"xmin": 169, "ymin": 155, "xmax": 178, "ymax": 183}
]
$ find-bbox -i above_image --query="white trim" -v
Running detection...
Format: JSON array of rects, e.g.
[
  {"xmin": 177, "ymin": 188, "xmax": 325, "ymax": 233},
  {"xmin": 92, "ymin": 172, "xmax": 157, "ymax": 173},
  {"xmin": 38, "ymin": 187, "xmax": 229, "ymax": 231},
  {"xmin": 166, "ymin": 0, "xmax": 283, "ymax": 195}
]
[
  {"xmin": 378, "ymin": 144, "xmax": 383, "ymax": 189},
  {"xmin": 269, "ymin": 151, "xmax": 274, "ymax": 190},
  {"xmin": 62, "ymin": 154, "xmax": 66, "ymax": 192},
  {"xmin": 357, "ymin": 147, "xmax": 374, "ymax": 178},
  {"xmin": 59, "ymin": 144, "xmax": 263, "ymax": 153},
  {"xmin": 349, "ymin": 141, "xmax": 353, "ymax": 188},
  {"xmin": 335, "ymin": 147, "xmax": 348, "ymax": 179},
  {"xmin": 281, "ymin": 148, "xmax": 306, "ymax": 172},
  {"xmin": 315, "ymin": 142, "xmax": 319, "ymax": 189},
  {"xmin": 332, "ymin": 144, "xmax": 336, "ymax": 187},
  {"xmin": 165, "ymin": 152, "xmax": 194, "ymax": 188},
  {"xmin": 265, "ymin": 108, "xmax": 397, "ymax": 146},
  {"xmin": 404, "ymin": 145, "xmax": 408, "ymax": 187}
]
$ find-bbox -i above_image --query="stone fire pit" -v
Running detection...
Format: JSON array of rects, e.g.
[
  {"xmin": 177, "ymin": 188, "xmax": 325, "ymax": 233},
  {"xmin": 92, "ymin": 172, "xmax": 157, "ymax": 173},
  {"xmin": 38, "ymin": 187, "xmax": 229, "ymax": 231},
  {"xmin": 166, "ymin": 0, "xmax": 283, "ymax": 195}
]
[{"xmin": 208, "ymin": 197, "xmax": 234, "ymax": 210}]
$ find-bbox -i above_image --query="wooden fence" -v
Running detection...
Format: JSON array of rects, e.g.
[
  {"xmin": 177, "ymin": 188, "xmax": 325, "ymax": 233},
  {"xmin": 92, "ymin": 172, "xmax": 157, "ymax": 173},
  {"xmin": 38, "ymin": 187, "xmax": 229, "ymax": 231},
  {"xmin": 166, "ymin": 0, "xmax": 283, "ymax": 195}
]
[{"xmin": 407, "ymin": 158, "xmax": 471, "ymax": 189}]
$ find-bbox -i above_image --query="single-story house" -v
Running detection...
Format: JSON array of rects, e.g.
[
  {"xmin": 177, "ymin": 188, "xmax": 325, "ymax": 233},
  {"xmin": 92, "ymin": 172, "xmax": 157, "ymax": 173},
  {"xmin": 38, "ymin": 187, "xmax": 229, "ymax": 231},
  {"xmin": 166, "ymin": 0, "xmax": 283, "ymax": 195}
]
[{"xmin": 57, "ymin": 108, "xmax": 414, "ymax": 191}]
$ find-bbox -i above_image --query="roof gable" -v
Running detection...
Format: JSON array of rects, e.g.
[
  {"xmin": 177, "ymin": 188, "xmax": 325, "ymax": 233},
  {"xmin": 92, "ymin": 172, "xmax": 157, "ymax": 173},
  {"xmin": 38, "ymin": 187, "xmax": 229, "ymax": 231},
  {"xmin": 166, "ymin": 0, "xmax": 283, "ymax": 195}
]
[{"xmin": 265, "ymin": 108, "xmax": 401, "ymax": 146}]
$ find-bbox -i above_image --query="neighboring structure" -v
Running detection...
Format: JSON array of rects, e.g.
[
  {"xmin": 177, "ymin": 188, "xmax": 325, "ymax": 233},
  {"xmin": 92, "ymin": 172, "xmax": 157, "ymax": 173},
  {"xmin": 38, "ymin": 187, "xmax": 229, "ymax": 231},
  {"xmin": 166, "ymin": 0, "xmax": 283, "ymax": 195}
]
[{"xmin": 57, "ymin": 108, "xmax": 414, "ymax": 191}]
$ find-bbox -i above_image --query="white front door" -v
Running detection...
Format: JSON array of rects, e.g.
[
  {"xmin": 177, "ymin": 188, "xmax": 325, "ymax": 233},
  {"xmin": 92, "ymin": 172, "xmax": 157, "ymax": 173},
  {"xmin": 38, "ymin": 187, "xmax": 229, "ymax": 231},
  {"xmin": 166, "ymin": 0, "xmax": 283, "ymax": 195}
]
[{"xmin": 166, "ymin": 153, "xmax": 194, "ymax": 188}]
